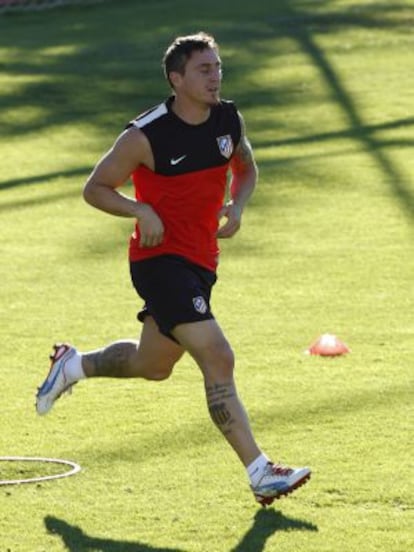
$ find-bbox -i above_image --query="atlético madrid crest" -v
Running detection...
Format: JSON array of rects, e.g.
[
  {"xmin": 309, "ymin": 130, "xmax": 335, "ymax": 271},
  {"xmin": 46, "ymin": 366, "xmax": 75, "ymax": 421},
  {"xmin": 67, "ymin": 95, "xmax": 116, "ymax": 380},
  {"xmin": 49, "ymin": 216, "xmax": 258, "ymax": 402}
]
[
  {"xmin": 216, "ymin": 135, "xmax": 234, "ymax": 159},
  {"xmin": 193, "ymin": 296, "xmax": 208, "ymax": 314}
]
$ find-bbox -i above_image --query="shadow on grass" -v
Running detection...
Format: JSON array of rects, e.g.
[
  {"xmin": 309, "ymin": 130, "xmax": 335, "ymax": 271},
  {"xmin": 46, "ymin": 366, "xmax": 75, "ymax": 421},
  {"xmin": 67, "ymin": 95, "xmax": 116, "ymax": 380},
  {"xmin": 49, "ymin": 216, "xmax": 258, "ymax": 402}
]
[
  {"xmin": 0, "ymin": 167, "xmax": 92, "ymax": 213},
  {"xmin": 1, "ymin": 0, "xmax": 412, "ymax": 223},
  {"xmin": 45, "ymin": 509, "xmax": 317, "ymax": 551},
  {"xmin": 0, "ymin": 166, "xmax": 91, "ymax": 191},
  {"xmin": 253, "ymin": 116, "xmax": 414, "ymax": 151},
  {"xmin": 231, "ymin": 508, "xmax": 318, "ymax": 551},
  {"xmin": 0, "ymin": 187, "xmax": 81, "ymax": 213},
  {"xmin": 268, "ymin": 0, "xmax": 414, "ymax": 221},
  {"xmin": 0, "ymin": 166, "xmax": 91, "ymax": 212},
  {"xmin": 44, "ymin": 515, "xmax": 185, "ymax": 552}
]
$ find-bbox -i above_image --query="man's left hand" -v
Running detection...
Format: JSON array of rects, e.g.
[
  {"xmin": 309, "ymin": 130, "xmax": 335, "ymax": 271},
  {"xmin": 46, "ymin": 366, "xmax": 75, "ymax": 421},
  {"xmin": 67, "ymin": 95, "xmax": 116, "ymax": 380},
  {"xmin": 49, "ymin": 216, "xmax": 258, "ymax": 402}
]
[{"xmin": 216, "ymin": 201, "xmax": 242, "ymax": 238}]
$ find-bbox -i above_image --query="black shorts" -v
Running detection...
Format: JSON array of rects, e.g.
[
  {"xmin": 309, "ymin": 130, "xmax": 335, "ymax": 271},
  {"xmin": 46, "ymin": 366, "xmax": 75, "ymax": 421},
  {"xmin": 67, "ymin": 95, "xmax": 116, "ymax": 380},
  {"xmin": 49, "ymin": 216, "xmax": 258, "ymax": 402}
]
[{"xmin": 130, "ymin": 254, "xmax": 217, "ymax": 340}]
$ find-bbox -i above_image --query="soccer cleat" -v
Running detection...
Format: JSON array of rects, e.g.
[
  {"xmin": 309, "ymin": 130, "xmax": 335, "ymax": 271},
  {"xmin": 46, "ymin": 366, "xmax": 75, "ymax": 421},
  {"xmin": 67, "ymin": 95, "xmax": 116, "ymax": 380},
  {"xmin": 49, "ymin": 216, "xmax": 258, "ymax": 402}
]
[
  {"xmin": 36, "ymin": 344, "xmax": 77, "ymax": 416},
  {"xmin": 251, "ymin": 462, "xmax": 311, "ymax": 507}
]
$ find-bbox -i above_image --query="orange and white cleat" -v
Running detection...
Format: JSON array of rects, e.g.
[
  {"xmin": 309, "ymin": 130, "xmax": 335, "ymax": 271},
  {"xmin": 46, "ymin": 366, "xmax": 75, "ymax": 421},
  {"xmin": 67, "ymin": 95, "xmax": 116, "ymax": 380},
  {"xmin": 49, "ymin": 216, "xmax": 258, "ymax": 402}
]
[{"xmin": 251, "ymin": 462, "xmax": 311, "ymax": 507}]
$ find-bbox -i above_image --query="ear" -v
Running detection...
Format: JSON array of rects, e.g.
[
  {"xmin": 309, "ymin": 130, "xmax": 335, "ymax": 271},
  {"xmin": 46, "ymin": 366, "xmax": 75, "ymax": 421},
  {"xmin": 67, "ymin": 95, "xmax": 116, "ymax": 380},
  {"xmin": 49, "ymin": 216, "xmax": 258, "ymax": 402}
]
[{"xmin": 169, "ymin": 71, "xmax": 183, "ymax": 89}]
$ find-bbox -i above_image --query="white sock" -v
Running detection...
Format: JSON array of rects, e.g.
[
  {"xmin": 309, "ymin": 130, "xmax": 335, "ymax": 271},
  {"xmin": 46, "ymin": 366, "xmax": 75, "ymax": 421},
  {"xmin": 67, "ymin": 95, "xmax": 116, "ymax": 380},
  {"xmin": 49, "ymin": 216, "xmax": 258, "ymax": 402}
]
[
  {"xmin": 247, "ymin": 453, "xmax": 271, "ymax": 487},
  {"xmin": 65, "ymin": 351, "xmax": 86, "ymax": 383}
]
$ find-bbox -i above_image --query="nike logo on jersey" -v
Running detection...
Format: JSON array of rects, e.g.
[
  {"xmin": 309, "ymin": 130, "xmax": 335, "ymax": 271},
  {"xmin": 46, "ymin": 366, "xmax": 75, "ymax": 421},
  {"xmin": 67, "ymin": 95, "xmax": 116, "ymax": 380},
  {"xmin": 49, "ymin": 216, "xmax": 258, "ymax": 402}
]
[{"xmin": 170, "ymin": 155, "xmax": 187, "ymax": 165}]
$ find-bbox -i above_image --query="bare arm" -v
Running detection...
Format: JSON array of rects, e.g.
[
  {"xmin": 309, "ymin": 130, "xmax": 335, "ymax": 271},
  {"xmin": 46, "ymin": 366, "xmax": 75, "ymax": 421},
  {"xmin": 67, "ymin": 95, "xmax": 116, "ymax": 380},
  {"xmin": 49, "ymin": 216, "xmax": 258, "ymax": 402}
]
[
  {"xmin": 217, "ymin": 112, "xmax": 258, "ymax": 239},
  {"xmin": 83, "ymin": 128, "xmax": 164, "ymax": 248}
]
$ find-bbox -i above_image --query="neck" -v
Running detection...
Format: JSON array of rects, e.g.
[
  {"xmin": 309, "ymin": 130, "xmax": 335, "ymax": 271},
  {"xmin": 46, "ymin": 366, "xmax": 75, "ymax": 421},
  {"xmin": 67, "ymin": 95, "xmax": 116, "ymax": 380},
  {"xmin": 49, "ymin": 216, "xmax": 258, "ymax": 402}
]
[{"xmin": 171, "ymin": 96, "xmax": 212, "ymax": 125}]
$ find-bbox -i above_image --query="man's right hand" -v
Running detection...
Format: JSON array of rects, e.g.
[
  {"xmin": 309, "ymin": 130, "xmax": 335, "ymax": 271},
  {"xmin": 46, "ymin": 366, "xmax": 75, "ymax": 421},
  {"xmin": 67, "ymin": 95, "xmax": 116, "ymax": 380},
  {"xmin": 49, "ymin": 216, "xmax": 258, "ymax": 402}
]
[{"xmin": 135, "ymin": 203, "xmax": 164, "ymax": 248}]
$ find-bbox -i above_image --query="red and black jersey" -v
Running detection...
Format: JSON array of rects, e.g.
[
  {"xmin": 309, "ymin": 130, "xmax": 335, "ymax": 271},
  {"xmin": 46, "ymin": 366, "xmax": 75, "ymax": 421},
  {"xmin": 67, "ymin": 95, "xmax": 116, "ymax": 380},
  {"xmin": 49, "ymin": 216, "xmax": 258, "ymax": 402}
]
[{"xmin": 127, "ymin": 96, "xmax": 241, "ymax": 271}]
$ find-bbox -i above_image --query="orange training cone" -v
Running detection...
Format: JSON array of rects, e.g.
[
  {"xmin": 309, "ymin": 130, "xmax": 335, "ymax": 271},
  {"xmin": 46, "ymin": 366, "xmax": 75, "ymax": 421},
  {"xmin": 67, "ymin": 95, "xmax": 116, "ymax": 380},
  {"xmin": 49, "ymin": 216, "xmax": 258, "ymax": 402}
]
[{"xmin": 305, "ymin": 334, "xmax": 350, "ymax": 357}]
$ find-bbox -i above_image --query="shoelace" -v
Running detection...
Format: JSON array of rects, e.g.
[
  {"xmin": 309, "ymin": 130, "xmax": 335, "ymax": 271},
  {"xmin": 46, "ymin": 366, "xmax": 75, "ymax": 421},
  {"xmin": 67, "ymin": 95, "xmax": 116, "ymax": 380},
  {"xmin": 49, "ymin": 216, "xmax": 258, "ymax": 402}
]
[
  {"xmin": 47, "ymin": 343, "xmax": 75, "ymax": 398},
  {"xmin": 49, "ymin": 343, "xmax": 70, "ymax": 365}
]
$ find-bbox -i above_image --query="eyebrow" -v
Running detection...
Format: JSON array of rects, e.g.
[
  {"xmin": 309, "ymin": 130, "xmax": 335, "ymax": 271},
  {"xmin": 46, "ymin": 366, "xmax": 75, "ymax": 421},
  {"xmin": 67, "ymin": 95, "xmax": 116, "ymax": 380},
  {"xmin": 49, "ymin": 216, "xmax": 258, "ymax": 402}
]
[{"xmin": 196, "ymin": 61, "xmax": 222, "ymax": 69}]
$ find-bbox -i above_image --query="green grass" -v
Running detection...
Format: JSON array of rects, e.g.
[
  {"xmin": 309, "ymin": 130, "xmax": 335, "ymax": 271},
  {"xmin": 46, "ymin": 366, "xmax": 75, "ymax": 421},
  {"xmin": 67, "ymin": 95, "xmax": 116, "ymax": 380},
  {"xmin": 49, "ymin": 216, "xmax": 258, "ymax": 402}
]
[{"xmin": 0, "ymin": 1, "xmax": 413, "ymax": 550}]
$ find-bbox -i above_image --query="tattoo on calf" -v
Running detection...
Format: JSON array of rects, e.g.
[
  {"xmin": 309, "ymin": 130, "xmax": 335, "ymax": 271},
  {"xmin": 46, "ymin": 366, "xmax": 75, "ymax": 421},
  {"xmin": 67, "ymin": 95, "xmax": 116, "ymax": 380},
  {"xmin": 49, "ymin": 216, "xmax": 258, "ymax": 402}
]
[
  {"xmin": 206, "ymin": 382, "xmax": 236, "ymax": 432},
  {"xmin": 209, "ymin": 402, "xmax": 232, "ymax": 426},
  {"xmin": 90, "ymin": 341, "xmax": 136, "ymax": 377}
]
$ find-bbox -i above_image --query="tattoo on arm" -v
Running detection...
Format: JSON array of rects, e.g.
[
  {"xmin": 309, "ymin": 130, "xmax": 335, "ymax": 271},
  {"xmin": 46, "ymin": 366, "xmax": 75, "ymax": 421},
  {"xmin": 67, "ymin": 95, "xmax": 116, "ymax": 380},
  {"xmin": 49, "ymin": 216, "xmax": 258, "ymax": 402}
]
[
  {"xmin": 238, "ymin": 135, "xmax": 254, "ymax": 163},
  {"xmin": 231, "ymin": 111, "xmax": 256, "ymax": 172},
  {"xmin": 232, "ymin": 135, "xmax": 254, "ymax": 172}
]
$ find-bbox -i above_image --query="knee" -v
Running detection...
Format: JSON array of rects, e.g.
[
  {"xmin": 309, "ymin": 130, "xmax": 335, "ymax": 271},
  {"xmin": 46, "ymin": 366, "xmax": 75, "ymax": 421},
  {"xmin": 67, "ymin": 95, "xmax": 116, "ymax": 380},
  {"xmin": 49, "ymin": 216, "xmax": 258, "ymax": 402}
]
[
  {"xmin": 142, "ymin": 361, "xmax": 175, "ymax": 381},
  {"xmin": 202, "ymin": 341, "xmax": 235, "ymax": 381},
  {"xmin": 220, "ymin": 343, "xmax": 235, "ymax": 376},
  {"xmin": 146, "ymin": 370, "xmax": 172, "ymax": 381}
]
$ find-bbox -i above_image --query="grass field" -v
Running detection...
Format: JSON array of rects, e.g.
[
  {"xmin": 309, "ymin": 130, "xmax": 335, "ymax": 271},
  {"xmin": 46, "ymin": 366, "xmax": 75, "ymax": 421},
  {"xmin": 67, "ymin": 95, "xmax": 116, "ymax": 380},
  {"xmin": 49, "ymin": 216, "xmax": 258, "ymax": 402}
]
[{"xmin": 0, "ymin": 0, "xmax": 413, "ymax": 550}]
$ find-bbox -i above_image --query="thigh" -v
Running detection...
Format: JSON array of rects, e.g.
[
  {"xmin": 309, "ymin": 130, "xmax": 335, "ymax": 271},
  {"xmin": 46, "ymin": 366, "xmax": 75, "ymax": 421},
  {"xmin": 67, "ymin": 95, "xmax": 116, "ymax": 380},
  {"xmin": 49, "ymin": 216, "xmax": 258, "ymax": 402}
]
[
  {"xmin": 136, "ymin": 316, "xmax": 185, "ymax": 378},
  {"xmin": 172, "ymin": 319, "xmax": 234, "ymax": 380}
]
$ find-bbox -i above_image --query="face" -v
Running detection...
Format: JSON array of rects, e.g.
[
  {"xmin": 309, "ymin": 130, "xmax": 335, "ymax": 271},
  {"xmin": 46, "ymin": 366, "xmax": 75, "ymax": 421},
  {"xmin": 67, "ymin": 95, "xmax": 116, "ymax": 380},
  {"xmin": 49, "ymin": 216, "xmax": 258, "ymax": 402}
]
[{"xmin": 171, "ymin": 47, "xmax": 222, "ymax": 106}]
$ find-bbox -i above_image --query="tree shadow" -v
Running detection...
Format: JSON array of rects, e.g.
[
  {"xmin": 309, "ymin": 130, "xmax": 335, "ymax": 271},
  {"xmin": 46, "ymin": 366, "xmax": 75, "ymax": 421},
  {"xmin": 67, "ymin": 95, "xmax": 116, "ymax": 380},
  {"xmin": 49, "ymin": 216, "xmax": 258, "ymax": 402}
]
[
  {"xmin": 215, "ymin": 1, "xmax": 413, "ymax": 224},
  {"xmin": 44, "ymin": 515, "xmax": 186, "ymax": 552},
  {"xmin": 0, "ymin": 166, "xmax": 92, "ymax": 212},
  {"xmin": 253, "ymin": 116, "xmax": 414, "ymax": 150},
  {"xmin": 268, "ymin": 0, "xmax": 414, "ymax": 221},
  {"xmin": 232, "ymin": 508, "xmax": 318, "ymax": 551},
  {"xmin": 1, "ymin": 0, "xmax": 412, "ymax": 223},
  {"xmin": 0, "ymin": 166, "xmax": 91, "ymax": 191},
  {"xmin": 0, "ymin": 187, "xmax": 81, "ymax": 213}
]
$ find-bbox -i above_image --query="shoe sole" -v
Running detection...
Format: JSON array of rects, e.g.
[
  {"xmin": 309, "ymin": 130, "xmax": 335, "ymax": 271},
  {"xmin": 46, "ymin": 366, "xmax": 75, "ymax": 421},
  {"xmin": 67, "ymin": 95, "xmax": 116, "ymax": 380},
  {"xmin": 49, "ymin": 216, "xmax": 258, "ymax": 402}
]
[{"xmin": 256, "ymin": 472, "xmax": 311, "ymax": 507}]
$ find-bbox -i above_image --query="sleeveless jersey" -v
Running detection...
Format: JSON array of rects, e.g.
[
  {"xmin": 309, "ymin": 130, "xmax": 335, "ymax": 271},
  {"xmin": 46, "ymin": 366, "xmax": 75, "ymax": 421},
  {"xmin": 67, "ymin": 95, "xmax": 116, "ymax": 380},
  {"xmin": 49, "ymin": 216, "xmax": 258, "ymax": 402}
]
[{"xmin": 127, "ymin": 96, "xmax": 241, "ymax": 271}]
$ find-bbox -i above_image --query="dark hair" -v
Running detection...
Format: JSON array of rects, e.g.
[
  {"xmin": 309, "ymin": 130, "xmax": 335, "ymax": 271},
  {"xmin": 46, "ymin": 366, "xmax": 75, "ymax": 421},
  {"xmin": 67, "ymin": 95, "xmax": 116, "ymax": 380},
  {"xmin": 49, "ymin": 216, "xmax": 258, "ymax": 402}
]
[{"xmin": 163, "ymin": 32, "xmax": 218, "ymax": 88}]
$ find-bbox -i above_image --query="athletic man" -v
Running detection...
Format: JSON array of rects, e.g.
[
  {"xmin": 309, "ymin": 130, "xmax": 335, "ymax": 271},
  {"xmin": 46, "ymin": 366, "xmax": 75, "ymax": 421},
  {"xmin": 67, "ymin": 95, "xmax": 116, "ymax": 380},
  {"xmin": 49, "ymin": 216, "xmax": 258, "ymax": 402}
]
[{"xmin": 36, "ymin": 32, "xmax": 311, "ymax": 506}]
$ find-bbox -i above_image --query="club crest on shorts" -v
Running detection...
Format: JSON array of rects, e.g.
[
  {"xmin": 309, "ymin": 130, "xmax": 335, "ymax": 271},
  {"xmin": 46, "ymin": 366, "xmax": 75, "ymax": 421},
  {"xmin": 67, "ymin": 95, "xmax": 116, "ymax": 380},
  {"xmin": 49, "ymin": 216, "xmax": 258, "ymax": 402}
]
[
  {"xmin": 216, "ymin": 134, "xmax": 233, "ymax": 159},
  {"xmin": 193, "ymin": 296, "xmax": 208, "ymax": 314}
]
